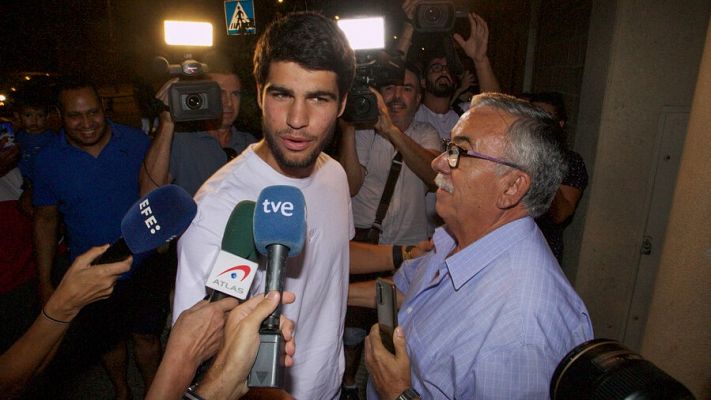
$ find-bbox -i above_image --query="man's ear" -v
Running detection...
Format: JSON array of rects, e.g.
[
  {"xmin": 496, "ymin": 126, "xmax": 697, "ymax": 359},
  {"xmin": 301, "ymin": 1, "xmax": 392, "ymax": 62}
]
[
  {"xmin": 337, "ymin": 92, "xmax": 349, "ymax": 118},
  {"xmin": 496, "ymin": 171, "xmax": 531, "ymax": 209},
  {"xmin": 256, "ymin": 84, "xmax": 263, "ymax": 110}
]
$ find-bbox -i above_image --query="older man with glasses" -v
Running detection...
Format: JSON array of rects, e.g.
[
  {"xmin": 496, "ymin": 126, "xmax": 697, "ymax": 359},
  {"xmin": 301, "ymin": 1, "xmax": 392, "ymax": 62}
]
[{"xmin": 349, "ymin": 92, "xmax": 593, "ymax": 399}]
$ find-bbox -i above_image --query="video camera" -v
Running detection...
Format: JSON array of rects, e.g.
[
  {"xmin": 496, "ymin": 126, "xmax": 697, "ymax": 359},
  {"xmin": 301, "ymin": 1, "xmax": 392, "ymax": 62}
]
[
  {"xmin": 154, "ymin": 57, "xmax": 222, "ymax": 122},
  {"xmin": 342, "ymin": 50, "xmax": 405, "ymax": 125},
  {"xmin": 413, "ymin": 0, "xmax": 468, "ymax": 33}
]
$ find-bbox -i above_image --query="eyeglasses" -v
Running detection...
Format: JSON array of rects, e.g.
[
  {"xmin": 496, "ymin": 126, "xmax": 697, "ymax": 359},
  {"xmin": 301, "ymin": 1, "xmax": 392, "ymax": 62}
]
[
  {"xmin": 444, "ymin": 141, "xmax": 524, "ymax": 171},
  {"xmin": 428, "ymin": 63, "xmax": 450, "ymax": 73}
]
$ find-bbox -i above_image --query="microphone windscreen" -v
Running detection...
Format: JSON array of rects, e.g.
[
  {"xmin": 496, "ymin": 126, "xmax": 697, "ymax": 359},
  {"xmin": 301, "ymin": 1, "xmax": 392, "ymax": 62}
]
[
  {"xmin": 222, "ymin": 201, "xmax": 257, "ymax": 261},
  {"xmin": 121, "ymin": 185, "xmax": 197, "ymax": 254},
  {"xmin": 253, "ymin": 185, "xmax": 306, "ymax": 257}
]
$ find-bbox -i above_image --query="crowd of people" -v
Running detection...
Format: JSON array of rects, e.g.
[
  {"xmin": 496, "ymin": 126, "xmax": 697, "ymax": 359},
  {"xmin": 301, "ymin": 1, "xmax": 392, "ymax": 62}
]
[{"xmin": 0, "ymin": 2, "xmax": 592, "ymax": 399}]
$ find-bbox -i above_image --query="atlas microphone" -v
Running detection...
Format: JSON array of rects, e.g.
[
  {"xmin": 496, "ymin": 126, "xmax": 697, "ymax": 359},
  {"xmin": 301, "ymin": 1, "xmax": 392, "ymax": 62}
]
[
  {"xmin": 91, "ymin": 184, "xmax": 197, "ymax": 266},
  {"xmin": 205, "ymin": 201, "xmax": 258, "ymax": 302},
  {"xmin": 248, "ymin": 185, "xmax": 306, "ymax": 388}
]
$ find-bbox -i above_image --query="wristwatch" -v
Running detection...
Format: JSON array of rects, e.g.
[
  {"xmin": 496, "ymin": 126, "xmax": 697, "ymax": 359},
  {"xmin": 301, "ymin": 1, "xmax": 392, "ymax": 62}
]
[
  {"xmin": 182, "ymin": 384, "xmax": 205, "ymax": 400},
  {"xmin": 396, "ymin": 387, "xmax": 421, "ymax": 400}
]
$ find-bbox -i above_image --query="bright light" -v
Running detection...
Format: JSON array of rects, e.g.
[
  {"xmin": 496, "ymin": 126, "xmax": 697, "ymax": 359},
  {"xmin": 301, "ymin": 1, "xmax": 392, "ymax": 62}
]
[
  {"xmin": 164, "ymin": 20, "xmax": 213, "ymax": 47},
  {"xmin": 337, "ymin": 17, "xmax": 385, "ymax": 50},
  {"xmin": 0, "ymin": 95, "xmax": 6, "ymax": 102},
  {"xmin": 24, "ymin": 76, "xmax": 31, "ymax": 81}
]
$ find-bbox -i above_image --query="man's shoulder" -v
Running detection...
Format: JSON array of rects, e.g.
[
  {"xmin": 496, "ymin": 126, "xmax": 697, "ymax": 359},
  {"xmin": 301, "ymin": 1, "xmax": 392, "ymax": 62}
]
[{"xmin": 111, "ymin": 122, "xmax": 150, "ymax": 146}]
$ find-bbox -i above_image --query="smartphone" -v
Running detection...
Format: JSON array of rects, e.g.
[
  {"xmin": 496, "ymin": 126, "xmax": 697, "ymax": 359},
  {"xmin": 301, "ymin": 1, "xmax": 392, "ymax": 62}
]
[{"xmin": 376, "ymin": 278, "xmax": 398, "ymax": 354}]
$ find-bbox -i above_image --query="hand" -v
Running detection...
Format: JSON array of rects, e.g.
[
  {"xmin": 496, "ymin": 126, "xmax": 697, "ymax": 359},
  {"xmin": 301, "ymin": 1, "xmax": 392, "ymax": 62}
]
[
  {"xmin": 453, "ymin": 12, "xmax": 491, "ymax": 63},
  {"xmin": 0, "ymin": 139, "xmax": 20, "ymax": 176},
  {"xmin": 165, "ymin": 297, "xmax": 240, "ymax": 370},
  {"xmin": 155, "ymin": 77, "xmax": 179, "ymax": 125},
  {"xmin": 365, "ymin": 324, "xmax": 412, "ymax": 399},
  {"xmin": 44, "ymin": 245, "xmax": 132, "ymax": 322},
  {"xmin": 198, "ymin": 291, "xmax": 297, "ymax": 400},
  {"xmin": 370, "ymin": 88, "xmax": 397, "ymax": 141},
  {"xmin": 409, "ymin": 239, "xmax": 434, "ymax": 259},
  {"xmin": 402, "ymin": 0, "xmax": 421, "ymax": 21}
]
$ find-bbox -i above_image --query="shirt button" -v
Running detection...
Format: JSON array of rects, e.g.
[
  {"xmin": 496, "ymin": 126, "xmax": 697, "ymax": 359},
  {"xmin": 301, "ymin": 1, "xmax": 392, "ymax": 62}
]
[{"xmin": 406, "ymin": 307, "xmax": 413, "ymax": 314}]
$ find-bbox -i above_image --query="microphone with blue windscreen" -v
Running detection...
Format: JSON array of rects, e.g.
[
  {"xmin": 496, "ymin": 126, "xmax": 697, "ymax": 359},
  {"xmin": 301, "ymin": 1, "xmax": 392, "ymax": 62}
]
[
  {"xmin": 91, "ymin": 184, "xmax": 197, "ymax": 265},
  {"xmin": 248, "ymin": 185, "xmax": 306, "ymax": 389}
]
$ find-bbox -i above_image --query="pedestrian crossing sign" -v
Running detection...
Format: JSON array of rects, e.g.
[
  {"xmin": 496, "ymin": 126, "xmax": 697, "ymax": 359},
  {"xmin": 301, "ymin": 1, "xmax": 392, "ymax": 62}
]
[{"xmin": 224, "ymin": 0, "xmax": 256, "ymax": 36}]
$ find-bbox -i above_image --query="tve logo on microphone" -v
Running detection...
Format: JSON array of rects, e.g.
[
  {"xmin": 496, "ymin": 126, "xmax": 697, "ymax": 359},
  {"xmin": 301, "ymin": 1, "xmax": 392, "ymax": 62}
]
[
  {"xmin": 261, "ymin": 199, "xmax": 294, "ymax": 216},
  {"xmin": 206, "ymin": 250, "xmax": 258, "ymax": 300}
]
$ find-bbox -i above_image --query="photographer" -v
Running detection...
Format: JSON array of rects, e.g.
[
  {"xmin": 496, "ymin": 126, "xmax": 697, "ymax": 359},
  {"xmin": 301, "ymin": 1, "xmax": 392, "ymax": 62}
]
[
  {"xmin": 337, "ymin": 63, "xmax": 439, "ymax": 399},
  {"xmin": 140, "ymin": 50, "xmax": 257, "ymax": 197}
]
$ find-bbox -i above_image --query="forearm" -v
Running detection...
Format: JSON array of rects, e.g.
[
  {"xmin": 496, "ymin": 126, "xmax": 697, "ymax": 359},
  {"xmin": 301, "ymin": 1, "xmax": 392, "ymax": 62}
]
[
  {"xmin": 33, "ymin": 212, "xmax": 58, "ymax": 294},
  {"xmin": 145, "ymin": 352, "xmax": 198, "ymax": 400},
  {"xmin": 139, "ymin": 113, "xmax": 175, "ymax": 196},
  {"xmin": 0, "ymin": 313, "xmax": 70, "ymax": 398},
  {"xmin": 350, "ymin": 241, "xmax": 395, "ymax": 274},
  {"xmin": 394, "ymin": 22, "xmax": 415, "ymax": 58},
  {"xmin": 384, "ymin": 126, "xmax": 438, "ymax": 189},
  {"xmin": 337, "ymin": 125, "xmax": 366, "ymax": 196},
  {"xmin": 473, "ymin": 57, "xmax": 501, "ymax": 93},
  {"xmin": 348, "ymin": 280, "xmax": 378, "ymax": 309}
]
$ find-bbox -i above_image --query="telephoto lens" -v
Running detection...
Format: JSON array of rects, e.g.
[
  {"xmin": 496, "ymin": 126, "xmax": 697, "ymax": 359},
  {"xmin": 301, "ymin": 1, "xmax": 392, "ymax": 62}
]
[{"xmin": 550, "ymin": 339, "xmax": 695, "ymax": 400}]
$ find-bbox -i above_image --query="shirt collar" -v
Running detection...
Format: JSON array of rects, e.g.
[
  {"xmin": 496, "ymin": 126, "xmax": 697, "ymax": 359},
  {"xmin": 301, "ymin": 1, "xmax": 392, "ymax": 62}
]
[{"xmin": 440, "ymin": 216, "xmax": 536, "ymax": 290}]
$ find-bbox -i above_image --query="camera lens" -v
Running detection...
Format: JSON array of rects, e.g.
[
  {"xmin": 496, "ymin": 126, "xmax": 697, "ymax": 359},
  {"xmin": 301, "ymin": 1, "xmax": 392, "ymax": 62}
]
[
  {"xmin": 424, "ymin": 6, "xmax": 442, "ymax": 23},
  {"xmin": 185, "ymin": 94, "xmax": 203, "ymax": 110}
]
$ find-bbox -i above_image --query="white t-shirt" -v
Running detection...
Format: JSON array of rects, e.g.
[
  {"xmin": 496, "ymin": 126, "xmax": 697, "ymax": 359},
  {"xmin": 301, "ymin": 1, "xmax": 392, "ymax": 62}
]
[
  {"xmin": 352, "ymin": 121, "xmax": 440, "ymax": 245},
  {"xmin": 173, "ymin": 145, "xmax": 354, "ymax": 399},
  {"xmin": 414, "ymin": 103, "xmax": 461, "ymax": 141}
]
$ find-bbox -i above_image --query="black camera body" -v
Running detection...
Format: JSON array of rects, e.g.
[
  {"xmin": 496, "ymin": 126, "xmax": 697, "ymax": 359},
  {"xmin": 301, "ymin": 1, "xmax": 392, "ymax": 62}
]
[
  {"xmin": 158, "ymin": 58, "xmax": 223, "ymax": 122},
  {"xmin": 342, "ymin": 51, "xmax": 405, "ymax": 125},
  {"xmin": 414, "ymin": 0, "xmax": 468, "ymax": 33}
]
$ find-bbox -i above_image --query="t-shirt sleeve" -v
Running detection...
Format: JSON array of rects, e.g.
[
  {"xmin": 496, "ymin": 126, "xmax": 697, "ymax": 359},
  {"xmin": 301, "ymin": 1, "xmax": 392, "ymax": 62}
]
[{"xmin": 355, "ymin": 129, "xmax": 376, "ymax": 167}]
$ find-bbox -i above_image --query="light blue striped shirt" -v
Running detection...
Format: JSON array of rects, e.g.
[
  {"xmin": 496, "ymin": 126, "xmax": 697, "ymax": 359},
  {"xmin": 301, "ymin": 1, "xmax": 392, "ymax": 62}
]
[{"xmin": 368, "ymin": 217, "xmax": 593, "ymax": 399}]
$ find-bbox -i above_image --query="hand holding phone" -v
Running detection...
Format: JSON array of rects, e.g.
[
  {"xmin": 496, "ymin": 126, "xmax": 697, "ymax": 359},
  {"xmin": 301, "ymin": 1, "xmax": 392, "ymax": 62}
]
[{"xmin": 376, "ymin": 278, "xmax": 398, "ymax": 354}]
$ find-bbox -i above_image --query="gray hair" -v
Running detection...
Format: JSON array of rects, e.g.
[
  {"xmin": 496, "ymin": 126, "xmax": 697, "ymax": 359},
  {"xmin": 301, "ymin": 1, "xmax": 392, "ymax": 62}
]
[{"xmin": 470, "ymin": 93, "xmax": 567, "ymax": 217}]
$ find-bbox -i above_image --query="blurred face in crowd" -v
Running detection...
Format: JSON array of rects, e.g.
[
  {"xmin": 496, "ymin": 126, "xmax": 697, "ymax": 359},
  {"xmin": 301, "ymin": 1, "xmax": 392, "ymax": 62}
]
[
  {"xmin": 17, "ymin": 106, "xmax": 48, "ymax": 134},
  {"xmin": 208, "ymin": 72, "xmax": 241, "ymax": 130},
  {"xmin": 379, "ymin": 69, "xmax": 421, "ymax": 129},
  {"xmin": 256, "ymin": 61, "xmax": 346, "ymax": 178},
  {"xmin": 425, "ymin": 56, "xmax": 456, "ymax": 98},
  {"xmin": 59, "ymin": 87, "xmax": 110, "ymax": 155}
]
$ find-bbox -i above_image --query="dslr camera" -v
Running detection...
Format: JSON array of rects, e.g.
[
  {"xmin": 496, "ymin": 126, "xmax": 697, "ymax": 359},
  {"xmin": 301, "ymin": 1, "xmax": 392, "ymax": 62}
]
[
  {"xmin": 342, "ymin": 50, "xmax": 405, "ymax": 125},
  {"xmin": 156, "ymin": 57, "xmax": 222, "ymax": 122},
  {"xmin": 414, "ymin": 0, "xmax": 468, "ymax": 33}
]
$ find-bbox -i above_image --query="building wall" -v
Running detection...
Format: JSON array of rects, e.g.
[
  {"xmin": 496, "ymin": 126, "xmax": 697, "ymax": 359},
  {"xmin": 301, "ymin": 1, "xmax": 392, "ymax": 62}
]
[{"xmin": 573, "ymin": 0, "xmax": 710, "ymax": 393}]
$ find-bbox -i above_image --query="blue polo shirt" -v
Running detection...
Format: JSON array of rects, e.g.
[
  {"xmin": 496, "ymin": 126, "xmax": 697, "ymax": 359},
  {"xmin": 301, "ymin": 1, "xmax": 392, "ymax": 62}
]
[
  {"xmin": 33, "ymin": 122, "xmax": 150, "ymax": 261},
  {"xmin": 14, "ymin": 129, "xmax": 57, "ymax": 181}
]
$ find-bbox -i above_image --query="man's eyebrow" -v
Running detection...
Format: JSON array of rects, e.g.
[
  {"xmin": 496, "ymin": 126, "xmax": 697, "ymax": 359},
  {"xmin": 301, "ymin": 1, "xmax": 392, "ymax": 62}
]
[
  {"xmin": 266, "ymin": 85, "xmax": 294, "ymax": 96},
  {"xmin": 452, "ymin": 136, "xmax": 472, "ymax": 147},
  {"xmin": 306, "ymin": 90, "xmax": 337, "ymax": 100}
]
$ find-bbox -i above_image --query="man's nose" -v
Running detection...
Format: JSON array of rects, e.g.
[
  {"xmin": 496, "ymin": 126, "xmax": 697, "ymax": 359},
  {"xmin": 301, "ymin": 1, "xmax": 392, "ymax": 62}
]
[
  {"xmin": 287, "ymin": 100, "xmax": 308, "ymax": 130},
  {"xmin": 432, "ymin": 151, "xmax": 451, "ymax": 174}
]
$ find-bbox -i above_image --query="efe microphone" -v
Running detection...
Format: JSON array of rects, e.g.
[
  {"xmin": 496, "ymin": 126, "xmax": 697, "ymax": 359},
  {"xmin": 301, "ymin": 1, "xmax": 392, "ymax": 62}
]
[
  {"xmin": 248, "ymin": 185, "xmax": 306, "ymax": 388},
  {"xmin": 205, "ymin": 201, "xmax": 258, "ymax": 302},
  {"xmin": 92, "ymin": 184, "xmax": 197, "ymax": 265}
]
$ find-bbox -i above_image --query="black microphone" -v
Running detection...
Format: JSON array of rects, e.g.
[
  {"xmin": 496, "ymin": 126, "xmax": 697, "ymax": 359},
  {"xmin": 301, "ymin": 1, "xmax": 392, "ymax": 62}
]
[{"xmin": 248, "ymin": 185, "xmax": 307, "ymax": 388}]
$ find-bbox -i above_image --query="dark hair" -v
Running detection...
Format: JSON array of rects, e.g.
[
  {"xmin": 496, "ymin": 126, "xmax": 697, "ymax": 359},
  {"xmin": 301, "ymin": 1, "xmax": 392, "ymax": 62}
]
[
  {"xmin": 14, "ymin": 91, "xmax": 50, "ymax": 112},
  {"xmin": 528, "ymin": 91, "xmax": 567, "ymax": 124},
  {"xmin": 470, "ymin": 93, "xmax": 567, "ymax": 217},
  {"xmin": 55, "ymin": 76, "xmax": 101, "ymax": 112},
  {"xmin": 253, "ymin": 12, "xmax": 355, "ymax": 100}
]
